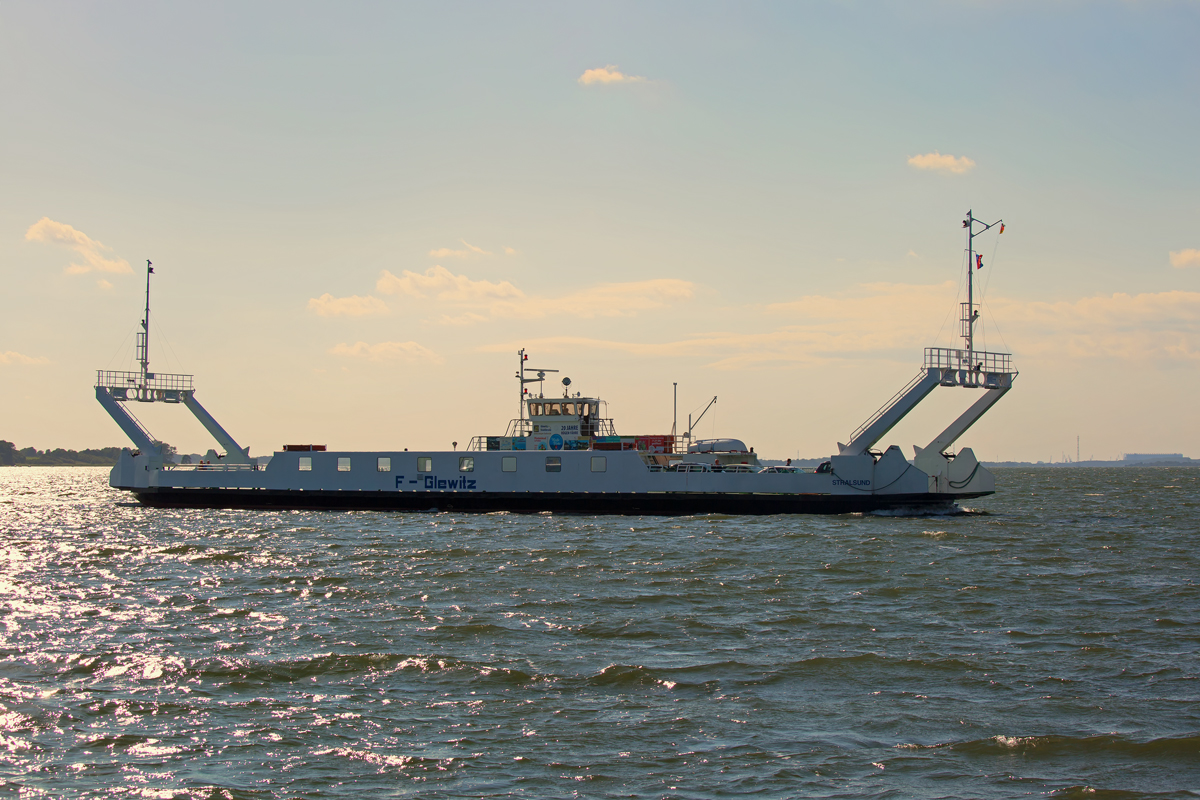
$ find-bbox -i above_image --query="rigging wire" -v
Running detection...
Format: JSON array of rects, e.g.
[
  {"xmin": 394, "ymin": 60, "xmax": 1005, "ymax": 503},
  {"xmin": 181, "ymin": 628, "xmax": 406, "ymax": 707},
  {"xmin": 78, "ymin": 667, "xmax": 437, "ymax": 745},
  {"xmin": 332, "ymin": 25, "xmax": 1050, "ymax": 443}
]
[
  {"xmin": 104, "ymin": 325, "xmax": 139, "ymax": 372},
  {"xmin": 932, "ymin": 248, "xmax": 969, "ymax": 349},
  {"xmin": 978, "ymin": 230, "xmax": 1001, "ymax": 314},
  {"xmin": 151, "ymin": 316, "xmax": 186, "ymax": 375},
  {"xmin": 977, "ymin": 228, "xmax": 1005, "ymax": 354},
  {"xmin": 981, "ymin": 295, "xmax": 1013, "ymax": 355}
]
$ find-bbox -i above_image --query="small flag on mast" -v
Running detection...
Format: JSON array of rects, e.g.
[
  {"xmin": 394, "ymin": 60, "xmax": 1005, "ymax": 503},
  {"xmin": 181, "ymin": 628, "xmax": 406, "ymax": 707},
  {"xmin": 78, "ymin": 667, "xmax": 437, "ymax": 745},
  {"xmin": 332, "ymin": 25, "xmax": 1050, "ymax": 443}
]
[
  {"xmin": 999, "ymin": 223, "xmax": 1005, "ymax": 234},
  {"xmin": 147, "ymin": 260, "xmax": 154, "ymax": 274},
  {"xmin": 976, "ymin": 254, "xmax": 984, "ymax": 270}
]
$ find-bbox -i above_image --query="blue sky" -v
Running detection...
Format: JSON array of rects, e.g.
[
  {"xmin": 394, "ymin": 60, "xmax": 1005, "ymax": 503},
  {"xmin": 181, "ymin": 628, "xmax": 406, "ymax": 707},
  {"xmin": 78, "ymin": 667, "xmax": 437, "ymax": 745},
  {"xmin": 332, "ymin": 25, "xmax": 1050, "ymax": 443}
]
[{"xmin": 3, "ymin": 1, "xmax": 1199, "ymax": 461}]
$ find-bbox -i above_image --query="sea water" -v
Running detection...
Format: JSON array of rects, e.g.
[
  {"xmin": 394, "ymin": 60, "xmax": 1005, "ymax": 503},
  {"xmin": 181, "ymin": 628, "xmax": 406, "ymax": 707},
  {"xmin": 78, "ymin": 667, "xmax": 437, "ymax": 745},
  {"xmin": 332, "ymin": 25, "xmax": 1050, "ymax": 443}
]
[{"xmin": 1, "ymin": 466, "xmax": 1197, "ymax": 798}]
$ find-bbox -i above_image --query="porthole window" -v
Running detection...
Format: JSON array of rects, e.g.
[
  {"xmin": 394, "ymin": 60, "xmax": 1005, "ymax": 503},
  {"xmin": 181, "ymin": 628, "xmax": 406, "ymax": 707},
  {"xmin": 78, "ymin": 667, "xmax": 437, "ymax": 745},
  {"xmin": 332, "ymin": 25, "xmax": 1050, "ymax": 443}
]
[
  {"xmin": 591, "ymin": 456, "xmax": 606, "ymax": 472},
  {"xmin": 545, "ymin": 456, "xmax": 561, "ymax": 473},
  {"xmin": 417, "ymin": 457, "xmax": 432, "ymax": 473},
  {"xmin": 502, "ymin": 456, "xmax": 517, "ymax": 472},
  {"xmin": 459, "ymin": 457, "xmax": 474, "ymax": 472},
  {"xmin": 298, "ymin": 457, "xmax": 312, "ymax": 472},
  {"xmin": 377, "ymin": 457, "xmax": 391, "ymax": 472},
  {"xmin": 338, "ymin": 457, "xmax": 351, "ymax": 472}
]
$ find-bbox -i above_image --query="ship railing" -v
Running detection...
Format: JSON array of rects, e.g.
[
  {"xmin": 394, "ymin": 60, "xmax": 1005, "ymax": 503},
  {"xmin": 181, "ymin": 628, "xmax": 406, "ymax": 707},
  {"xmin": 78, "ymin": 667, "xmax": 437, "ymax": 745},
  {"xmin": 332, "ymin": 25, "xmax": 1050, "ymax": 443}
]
[
  {"xmin": 467, "ymin": 427, "xmax": 679, "ymax": 453},
  {"xmin": 96, "ymin": 370, "xmax": 195, "ymax": 392},
  {"xmin": 923, "ymin": 348, "xmax": 1014, "ymax": 374},
  {"xmin": 164, "ymin": 462, "xmax": 261, "ymax": 471},
  {"xmin": 848, "ymin": 368, "xmax": 930, "ymax": 444},
  {"xmin": 846, "ymin": 348, "xmax": 1017, "ymax": 445}
]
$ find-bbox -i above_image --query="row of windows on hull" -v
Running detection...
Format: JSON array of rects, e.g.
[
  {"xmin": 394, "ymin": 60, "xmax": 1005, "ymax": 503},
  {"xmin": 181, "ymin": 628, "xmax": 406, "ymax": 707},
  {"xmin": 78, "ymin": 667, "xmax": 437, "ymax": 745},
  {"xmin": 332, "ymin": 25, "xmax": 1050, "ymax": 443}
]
[
  {"xmin": 529, "ymin": 401, "xmax": 596, "ymax": 417},
  {"xmin": 296, "ymin": 456, "xmax": 608, "ymax": 473}
]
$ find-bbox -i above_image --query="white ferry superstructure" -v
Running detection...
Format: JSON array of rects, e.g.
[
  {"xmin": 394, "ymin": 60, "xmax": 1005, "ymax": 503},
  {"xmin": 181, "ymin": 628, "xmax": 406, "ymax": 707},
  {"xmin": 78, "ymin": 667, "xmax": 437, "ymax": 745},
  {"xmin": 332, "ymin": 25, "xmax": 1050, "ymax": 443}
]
[{"xmin": 98, "ymin": 212, "xmax": 1015, "ymax": 514}]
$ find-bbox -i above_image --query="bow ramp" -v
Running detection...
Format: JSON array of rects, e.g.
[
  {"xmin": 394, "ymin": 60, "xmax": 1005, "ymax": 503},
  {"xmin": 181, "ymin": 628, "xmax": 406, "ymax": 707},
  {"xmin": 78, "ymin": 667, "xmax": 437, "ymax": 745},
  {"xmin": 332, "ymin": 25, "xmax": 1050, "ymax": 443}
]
[
  {"xmin": 94, "ymin": 260, "xmax": 252, "ymax": 476},
  {"xmin": 839, "ymin": 347, "xmax": 1017, "ymax": 494}
]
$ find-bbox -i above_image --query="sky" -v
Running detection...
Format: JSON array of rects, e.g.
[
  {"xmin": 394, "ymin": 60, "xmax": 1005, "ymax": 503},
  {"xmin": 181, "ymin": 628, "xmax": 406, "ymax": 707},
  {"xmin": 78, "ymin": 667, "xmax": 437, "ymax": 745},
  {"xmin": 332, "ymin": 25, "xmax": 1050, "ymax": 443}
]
[{"xmin": 2, "ymin": 0, "xmax": 1199, "ymax": 462}]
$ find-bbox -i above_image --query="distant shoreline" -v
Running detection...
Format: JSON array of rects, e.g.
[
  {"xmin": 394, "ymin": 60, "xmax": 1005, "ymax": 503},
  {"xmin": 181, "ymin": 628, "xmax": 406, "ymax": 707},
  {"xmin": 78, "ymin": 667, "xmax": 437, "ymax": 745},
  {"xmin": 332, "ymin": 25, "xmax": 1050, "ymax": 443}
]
[
  {"xmin": 0, "ymin": 442, "xmax": 123, "ymax": 467},
  {"xmin": 760, "ymin": 458, "xmax": 1200, "ymax": 469}
]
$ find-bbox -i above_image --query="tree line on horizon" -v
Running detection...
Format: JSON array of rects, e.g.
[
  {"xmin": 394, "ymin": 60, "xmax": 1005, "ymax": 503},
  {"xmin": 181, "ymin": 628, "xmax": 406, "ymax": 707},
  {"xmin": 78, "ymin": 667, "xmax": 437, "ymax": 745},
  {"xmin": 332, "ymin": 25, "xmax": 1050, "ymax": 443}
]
[{"xmin": 1, "ymin": 440, "xmax": 124, "ymax": 466}]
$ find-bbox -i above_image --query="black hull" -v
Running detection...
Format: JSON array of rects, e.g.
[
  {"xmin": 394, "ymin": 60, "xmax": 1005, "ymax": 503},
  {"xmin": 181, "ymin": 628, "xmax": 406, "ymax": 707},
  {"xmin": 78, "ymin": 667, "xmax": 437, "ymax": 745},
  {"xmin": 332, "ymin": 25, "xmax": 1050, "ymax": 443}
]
[{"xmin": 128, "ymin": 488, "xmax": 988, "ymax": 515}]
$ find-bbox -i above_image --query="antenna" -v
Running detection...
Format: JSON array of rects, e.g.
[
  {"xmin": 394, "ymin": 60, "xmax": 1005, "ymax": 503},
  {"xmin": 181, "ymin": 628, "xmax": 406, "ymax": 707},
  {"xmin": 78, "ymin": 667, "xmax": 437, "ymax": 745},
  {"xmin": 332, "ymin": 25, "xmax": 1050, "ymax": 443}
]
[{"xmin": 515, "ymin": 349, "xmax": 559, "ymax": 428}]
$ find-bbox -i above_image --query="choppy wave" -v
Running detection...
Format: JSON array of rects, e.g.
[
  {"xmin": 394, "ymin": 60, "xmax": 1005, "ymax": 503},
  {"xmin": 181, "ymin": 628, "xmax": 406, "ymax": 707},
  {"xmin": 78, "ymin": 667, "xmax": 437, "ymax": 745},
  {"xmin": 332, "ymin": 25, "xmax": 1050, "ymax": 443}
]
[
  {"xmin": 1, "ymin": 466, "xmax": 1199, "ymax": 799},
  {"xmin": 897, "ymin": 733, "xmax": 1200, "ymax": 760}
]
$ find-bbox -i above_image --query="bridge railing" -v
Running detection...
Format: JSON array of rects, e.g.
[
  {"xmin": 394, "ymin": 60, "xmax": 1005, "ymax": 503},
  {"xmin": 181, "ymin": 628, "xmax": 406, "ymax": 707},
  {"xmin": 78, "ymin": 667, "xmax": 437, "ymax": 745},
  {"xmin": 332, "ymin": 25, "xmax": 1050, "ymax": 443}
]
[
  {"xmin": 923, "ymin": 348, "xmax": 1014, "ymax": 374},
  {"xmin": 96, "ymin": 370, "xmax": 195, "ymax": 392}
]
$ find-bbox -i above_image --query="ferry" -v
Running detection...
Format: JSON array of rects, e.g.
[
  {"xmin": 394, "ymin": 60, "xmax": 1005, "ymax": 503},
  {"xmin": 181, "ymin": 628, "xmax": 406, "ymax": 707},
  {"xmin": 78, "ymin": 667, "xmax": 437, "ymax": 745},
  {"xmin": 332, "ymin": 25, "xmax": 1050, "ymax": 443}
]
[{"xmin": 98, "ymin": 212, "xmax": 1015, "ymax": 514}]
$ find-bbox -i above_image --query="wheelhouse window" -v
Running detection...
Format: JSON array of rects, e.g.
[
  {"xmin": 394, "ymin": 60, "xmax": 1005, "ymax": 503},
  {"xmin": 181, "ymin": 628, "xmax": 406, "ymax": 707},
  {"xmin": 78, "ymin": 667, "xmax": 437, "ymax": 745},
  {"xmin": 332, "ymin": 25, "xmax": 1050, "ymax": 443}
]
[
  {"xmin": 377, "ymin": 457, "xmax": 391, "ymax": 472},
  {"xmin": 591, "ymin": 456, "xmax": 606, "ymax": 472},
  {"xmin": 545, "ymin": 456, "xmax": 561, "ymax": 473},
  {"xmin": 337, "ymin": 457, "xmax": 351, "ymax": 472},
  {"xmin": 562, "ymin": 402, "xmax": 575, "ymax": 415},
  {"xmin": 502, "ymin": 456, "xmax": 517, "ymax": 472},
  {"xmin": 459, "ymin": 457, "xmax": 474, "ymax": 472},
  {"xmin": 547, "ymin": 403, "xmax": 561, "ymax": 416},
  {"xmin": 417, "ymin": 457, "xmax": 432, "ymax": 473},
  {"xmin": 530, "ymin": 403, "xmax": 542, "ymax": 416},
  {"xmin": 298, "ymin": 457, "xmax": 312, "ymax": 471}
]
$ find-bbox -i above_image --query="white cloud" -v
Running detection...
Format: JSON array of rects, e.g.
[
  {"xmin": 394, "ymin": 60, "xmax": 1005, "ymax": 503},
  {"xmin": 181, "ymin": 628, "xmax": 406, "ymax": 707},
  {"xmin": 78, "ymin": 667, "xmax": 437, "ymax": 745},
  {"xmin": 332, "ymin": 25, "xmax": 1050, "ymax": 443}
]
[
  {"xmin": 907, "ymin": 152, "xmax": 976, "ymax": 175},
  {"xmin": 440, "ymin": 312, "xmax": 490, "ymax": 326},
  {"xmin": 329, "ymin": 341, "xmax": 443, "ymax": 363},
  {"xmin": 0, "ymin": 350, "xmax": 50, "ymax": 365},
  {"xmin": 377, "ymin": 266, "xmax": 522, "ymax": 301},
  {"xmin": 482, "ymin": 284, "xmax": 1200, "ymax": 368},
  {"xmin": 538, "ymin": 279, "xmax": 694, "ymax": 319},
  {"xmin": 25, "ymin": 217, "xmax": 133, "ymax": 275},
  {"xmin": 770, "ymin": 284, "xmax": 1200, "ymax": 363},
  {"xmin": 578, "ymin": 65, "xmax": 647, "ymax": 85},
  {"xmin": 97, "ymin": 279, "xmax": 114, "ymax": 290},
  {"xmin": 307, "ymin": 293, "xmax": 389, "ymax": 317},
  {"xmin": 1169, "ymin": 249, "xmax": 1200, "ymax": 268},
  {"xmin": 503, "ymin": 246, "xmax": 518, "ymax": 256},
  {"xmin": 377, "ymin": 265, "xmax": 694, "ymax": 322},
  {"xmin": 993, "ymin": 290, "xmax": 1200, "ymax": 361},
  {"xmin": 429, "ymin": 240, "xmax": 493, "ymax": 258}
]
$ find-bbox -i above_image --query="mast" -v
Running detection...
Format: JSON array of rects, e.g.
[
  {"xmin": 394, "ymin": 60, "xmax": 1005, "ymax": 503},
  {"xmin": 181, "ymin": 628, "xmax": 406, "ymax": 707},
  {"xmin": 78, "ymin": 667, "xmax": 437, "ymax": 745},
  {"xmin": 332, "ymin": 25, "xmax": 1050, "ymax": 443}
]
[
  {"xmin": 136, "ymin": 260, "xmax": 154, "ymax": 382},
  {"xmin": 672, "ymin": 382, "xmax": 677, "ymax": 438},
  {"xmin": 961, "ymin": 211, "xmax": 1002, "ymax": 361},
  {"xmin": 517, "ymin": 348, "xmax": 526, "ymax": 423},
  {"xmin": 965, "ymin": 211, "xmax": 974, "ymax": 356}
]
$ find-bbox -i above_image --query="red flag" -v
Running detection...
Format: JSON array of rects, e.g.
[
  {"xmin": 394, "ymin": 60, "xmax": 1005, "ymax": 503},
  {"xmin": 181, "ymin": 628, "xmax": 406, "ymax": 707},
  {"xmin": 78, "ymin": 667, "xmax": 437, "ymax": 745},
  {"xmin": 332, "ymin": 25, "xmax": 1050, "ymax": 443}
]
[
  {"xmin": 999, "ymin": 223, "xmax": 1005, "ymax": 234},
  {"xmin": 976, "ymin": 254, "xmax": 984, "ymax": 270}
]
